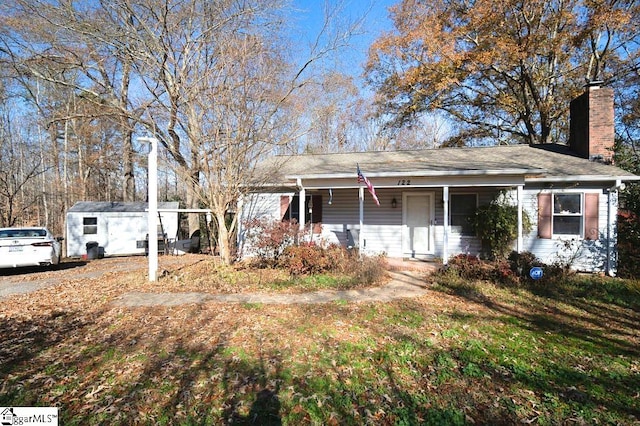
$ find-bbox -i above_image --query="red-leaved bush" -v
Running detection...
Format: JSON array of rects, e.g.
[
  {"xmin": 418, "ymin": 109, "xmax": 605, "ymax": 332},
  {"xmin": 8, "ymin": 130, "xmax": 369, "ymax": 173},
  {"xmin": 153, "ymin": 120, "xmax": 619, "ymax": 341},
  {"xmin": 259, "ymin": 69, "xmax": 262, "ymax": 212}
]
[
  {"xmin": 243, "ymin": 217, "xmax": 301, "ymax": 267},
  {"xmin": 445, "ymin": 251, "xmax": 570, "ymax": 286},
  {"xmin": 278, "ymin": 243, "xmax": 346, "ymax": 275}
]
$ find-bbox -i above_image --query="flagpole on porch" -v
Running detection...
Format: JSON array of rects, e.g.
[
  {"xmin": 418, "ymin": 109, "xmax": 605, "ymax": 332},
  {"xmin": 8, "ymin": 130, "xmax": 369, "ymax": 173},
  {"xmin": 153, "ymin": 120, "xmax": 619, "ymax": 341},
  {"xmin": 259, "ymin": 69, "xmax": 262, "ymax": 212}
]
[{"xmin": 359, "ymin": 186, "xmax": 364, "ymax": 256}]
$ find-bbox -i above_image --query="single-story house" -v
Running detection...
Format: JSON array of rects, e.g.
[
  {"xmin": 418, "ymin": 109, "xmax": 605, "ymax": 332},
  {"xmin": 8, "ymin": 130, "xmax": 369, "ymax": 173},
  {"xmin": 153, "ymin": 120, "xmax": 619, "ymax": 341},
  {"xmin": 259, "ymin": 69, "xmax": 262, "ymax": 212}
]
[
  {"xmin": 239, "ymin": 85, "xmax": 640, "ymax": 274},
  {"xmin": 66, "ymin": 201, "xmax": 179, "ymax": 257}
]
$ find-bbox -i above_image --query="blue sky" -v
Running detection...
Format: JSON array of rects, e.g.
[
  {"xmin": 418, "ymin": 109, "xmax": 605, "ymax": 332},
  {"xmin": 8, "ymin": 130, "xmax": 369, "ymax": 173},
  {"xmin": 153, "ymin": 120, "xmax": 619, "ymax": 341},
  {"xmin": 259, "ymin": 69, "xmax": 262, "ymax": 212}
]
[{"xmin": 291, "ymin": 0, "xmax": 397, "ymax": 82}]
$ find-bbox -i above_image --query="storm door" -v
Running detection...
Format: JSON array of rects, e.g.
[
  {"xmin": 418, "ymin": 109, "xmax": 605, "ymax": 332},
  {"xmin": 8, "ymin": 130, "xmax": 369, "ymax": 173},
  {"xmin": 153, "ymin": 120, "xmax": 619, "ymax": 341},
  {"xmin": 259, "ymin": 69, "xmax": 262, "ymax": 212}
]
[{"xmin": 402, "ymin": 193, "xmax": 434, "ymax": 257}]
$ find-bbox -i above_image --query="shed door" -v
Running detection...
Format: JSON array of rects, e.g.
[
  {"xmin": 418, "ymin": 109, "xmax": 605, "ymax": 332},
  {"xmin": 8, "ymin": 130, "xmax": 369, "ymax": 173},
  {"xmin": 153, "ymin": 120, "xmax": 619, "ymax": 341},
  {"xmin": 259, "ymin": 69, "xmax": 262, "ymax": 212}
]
[{"xmin": 403, "ymin": 193, "xmax": 434, "ymax": 257}]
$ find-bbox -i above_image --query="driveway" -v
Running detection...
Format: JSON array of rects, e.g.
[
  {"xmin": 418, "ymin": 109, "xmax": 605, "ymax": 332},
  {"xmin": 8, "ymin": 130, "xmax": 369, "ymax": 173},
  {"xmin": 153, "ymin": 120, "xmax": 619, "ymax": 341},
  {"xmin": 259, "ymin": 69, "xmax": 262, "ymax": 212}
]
[{"xmin": 0, "ymin": 257, "xmax": 149, "ymax": 299}]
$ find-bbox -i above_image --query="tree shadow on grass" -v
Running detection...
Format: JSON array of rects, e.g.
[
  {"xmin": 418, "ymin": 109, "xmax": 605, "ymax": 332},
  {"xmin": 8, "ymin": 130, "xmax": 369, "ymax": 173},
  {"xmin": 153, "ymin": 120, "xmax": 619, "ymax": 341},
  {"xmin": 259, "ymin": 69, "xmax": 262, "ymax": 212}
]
[
  {"xmin": 432, "ymin": 277, "xmax": 640, "ymax": 357},
  {"xmin": 1, "ymin": 283, "xmax": 638, "ymax": 425},
  {"xmin": 0, "ymin": 305, "xmax": 286, "ymax": 425},
  {"xmin": 426, "ymin": 279, "xmax": 640, "ymax": 421}
]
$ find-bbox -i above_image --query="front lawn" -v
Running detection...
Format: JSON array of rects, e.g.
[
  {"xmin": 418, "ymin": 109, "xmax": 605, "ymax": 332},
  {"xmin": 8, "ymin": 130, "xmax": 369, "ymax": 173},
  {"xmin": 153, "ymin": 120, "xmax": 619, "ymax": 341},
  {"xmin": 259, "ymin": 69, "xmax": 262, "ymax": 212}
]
[{"xmin": 0, "ymin": 256, "xmax": 638, "ymax": 425}]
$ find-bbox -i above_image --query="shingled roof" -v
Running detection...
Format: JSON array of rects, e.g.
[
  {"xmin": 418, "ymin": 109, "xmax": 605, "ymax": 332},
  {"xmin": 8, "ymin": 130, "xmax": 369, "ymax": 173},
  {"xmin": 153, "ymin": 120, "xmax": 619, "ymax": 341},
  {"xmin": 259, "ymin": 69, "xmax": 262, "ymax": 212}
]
[
  {"xmin": 68, "ymin": 201, "xmax": 179, "ymax": 213},
  {"xmin": 255, "ymin": 144, "xmax": 638, "ymax": 185}
]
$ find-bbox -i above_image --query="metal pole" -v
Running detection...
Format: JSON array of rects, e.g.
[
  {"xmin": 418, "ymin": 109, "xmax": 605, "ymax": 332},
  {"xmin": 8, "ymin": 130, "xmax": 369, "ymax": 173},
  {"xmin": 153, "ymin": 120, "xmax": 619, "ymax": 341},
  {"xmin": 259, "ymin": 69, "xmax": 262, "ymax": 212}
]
[{"xmin": 138, "ymin": 137, "xmax": 158, "ymax": 282}]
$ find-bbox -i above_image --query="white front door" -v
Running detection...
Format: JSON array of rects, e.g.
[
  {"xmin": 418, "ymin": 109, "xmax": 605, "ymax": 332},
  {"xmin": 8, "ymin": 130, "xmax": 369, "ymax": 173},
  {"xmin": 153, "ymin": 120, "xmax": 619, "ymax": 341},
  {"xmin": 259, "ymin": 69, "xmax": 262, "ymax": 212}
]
[{"xmin": 403, "ymin": 193, "xmax": 434, "ymax": 257}]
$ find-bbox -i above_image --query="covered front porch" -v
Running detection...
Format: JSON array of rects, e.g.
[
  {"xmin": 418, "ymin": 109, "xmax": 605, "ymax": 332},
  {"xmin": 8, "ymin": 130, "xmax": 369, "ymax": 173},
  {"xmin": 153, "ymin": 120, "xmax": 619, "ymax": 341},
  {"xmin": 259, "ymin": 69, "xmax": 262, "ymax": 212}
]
[{"xmin": 265, "ymin": 172, "xmax": 529, "ymax": 263}]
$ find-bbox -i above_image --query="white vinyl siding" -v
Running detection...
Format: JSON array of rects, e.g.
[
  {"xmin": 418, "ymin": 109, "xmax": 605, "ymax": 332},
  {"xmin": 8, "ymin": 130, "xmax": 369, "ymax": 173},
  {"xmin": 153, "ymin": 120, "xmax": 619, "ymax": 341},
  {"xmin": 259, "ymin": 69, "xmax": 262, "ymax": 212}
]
[
  {"xmin": 242, "ymin": 185, "xmax": 615, "ymax": 273},
  {"xmin": 522, "ymin": 187, "xmax": 611, "ymax": 272}
]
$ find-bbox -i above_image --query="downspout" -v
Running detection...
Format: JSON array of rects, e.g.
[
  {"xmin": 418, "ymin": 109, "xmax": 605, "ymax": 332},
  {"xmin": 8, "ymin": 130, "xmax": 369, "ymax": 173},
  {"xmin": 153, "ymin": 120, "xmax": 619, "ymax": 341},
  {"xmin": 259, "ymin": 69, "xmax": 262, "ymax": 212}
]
[
  {"xmin": 606, "ymin": 179, "xmax": 623, "ymax": 276},
  {"xmin": 442, "ymin": 186, "xmax": 449, "ymax": 265}
]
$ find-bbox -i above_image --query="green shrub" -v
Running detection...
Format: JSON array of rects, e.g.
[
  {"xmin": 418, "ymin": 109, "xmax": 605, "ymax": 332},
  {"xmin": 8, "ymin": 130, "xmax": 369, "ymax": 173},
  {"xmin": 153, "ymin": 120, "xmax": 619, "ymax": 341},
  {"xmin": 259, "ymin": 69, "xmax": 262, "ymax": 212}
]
[{"xmin": 471, "ymin": 196, "xmax": 531, "ymax": 260}]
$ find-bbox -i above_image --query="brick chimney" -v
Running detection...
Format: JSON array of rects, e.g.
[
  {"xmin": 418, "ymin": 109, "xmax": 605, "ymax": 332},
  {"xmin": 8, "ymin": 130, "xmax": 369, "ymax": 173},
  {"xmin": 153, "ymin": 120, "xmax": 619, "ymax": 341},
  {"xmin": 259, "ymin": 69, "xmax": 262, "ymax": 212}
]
[{"xmin": 569, "ymin": 82, "xmax": 614, "ymax": 163}]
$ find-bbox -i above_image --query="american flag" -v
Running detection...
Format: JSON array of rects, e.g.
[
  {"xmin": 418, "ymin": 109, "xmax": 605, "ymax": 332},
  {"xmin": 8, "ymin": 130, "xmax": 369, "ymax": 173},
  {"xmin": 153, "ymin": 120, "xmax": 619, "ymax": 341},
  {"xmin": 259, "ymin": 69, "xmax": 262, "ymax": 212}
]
[{"xmin": 357, "ymin": 164, "xmax": 380, "ymax": 206}]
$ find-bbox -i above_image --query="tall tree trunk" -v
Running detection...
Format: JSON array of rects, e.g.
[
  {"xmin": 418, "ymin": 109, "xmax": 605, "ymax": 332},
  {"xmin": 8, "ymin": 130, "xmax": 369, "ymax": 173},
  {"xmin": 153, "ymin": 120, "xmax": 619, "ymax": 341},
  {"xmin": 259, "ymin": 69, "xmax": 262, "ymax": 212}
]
[
  {"xmin": 123, "ymin": 128, "xmax": 135, "ymax": 201},
  {"xmin": 186, "ymin": 169, "xmax": 201, "ymax": 240},
  {"xmin": 215, "ymin": 210, "xmax": 231, "ymax": 264},
  {"xmin": 121, "ymin": 61, "xmax": 135, "ymax": 202}
]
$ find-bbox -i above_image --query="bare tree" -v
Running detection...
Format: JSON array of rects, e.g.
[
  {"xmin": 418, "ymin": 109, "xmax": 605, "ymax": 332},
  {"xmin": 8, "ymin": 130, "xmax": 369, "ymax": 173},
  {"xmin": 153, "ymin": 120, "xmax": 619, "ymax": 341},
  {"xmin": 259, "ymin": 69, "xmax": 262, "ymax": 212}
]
[
  {"xmin": 1, "ymin": 0, "xmax": 363, "ymax": 263},
  {"xmin": 103, "ymin": 0, "xmax": 361, "ymax": 263},
  {"xmin": 0, "ymin": 96, "xmax": 46, "ymax": 227}
]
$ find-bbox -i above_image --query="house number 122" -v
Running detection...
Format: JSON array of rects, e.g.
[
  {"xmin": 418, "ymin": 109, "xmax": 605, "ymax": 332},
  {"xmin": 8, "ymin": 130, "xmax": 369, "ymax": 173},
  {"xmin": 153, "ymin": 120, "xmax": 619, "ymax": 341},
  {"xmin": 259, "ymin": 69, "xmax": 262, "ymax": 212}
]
[{"xmin": 397, "ymin": 179, "xmax": 411, "ymax": 185}]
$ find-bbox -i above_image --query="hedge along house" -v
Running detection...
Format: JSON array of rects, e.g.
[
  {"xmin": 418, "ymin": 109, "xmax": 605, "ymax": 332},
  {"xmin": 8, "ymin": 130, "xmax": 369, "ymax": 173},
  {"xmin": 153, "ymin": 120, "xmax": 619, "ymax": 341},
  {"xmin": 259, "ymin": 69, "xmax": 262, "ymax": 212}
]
[
  {"xmin": 239, "ymin": 85, "xmax": 640, "ymax": 274},
  {"xmin": 66, "ymin": 201, "xmax": 179, "ymax": 257}
]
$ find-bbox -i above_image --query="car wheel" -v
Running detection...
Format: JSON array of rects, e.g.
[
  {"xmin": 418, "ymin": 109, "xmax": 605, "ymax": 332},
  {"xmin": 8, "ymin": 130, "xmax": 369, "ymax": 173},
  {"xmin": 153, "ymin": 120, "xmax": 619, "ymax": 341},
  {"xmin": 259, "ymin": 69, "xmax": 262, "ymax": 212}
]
[{"xmin": 52, "ymin": 253, "xmax": 61, "ymax": 270}]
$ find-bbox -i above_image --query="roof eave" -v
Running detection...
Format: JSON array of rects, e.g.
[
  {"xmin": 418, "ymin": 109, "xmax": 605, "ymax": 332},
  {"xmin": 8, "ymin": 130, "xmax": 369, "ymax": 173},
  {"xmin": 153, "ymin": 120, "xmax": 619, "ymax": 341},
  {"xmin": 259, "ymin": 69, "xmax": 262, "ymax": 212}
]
[
  {"xmin": 527, "ymin": 175, "xmax": 640, "ymax": 183},
  {"xmin": 285, "ymin": 168, "xmax": 545, "ymax": 180}
]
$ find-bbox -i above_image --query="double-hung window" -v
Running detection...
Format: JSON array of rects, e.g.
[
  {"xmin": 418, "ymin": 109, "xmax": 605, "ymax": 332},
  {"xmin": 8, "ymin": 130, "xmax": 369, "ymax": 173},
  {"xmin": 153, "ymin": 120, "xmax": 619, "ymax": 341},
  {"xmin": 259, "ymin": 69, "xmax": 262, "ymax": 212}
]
[
  {"xmin": 538, "ymin": 192, "xmax": 599, "ymax": 240},
  {"xmin": 552, "ymin": 194, "xmax": 582, "ymax": 236},
  {"xmin": 450, "ymin": 194, "xmax": 477, "ymax": 236}
]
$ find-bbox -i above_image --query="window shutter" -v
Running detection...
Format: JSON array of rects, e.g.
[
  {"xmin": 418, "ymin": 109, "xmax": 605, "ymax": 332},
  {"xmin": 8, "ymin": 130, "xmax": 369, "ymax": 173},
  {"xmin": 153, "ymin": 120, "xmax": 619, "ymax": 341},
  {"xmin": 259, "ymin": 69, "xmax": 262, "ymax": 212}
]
[
  {"xmin": 584, "ymin": 193, "xmax": 599, "ymax": 240},
  {"xmin": 311, "ymin": 195, "xmax": 323, "ymax": 223},
  {"xmin": 311, "ymin": 195, "xmax": 323, "ymax": 233},
  {"xmin": 280, "ymin": 196, "xmax": 290, "ymax": 220},
  {"xmin": 538, "ymin": 193, "xmax": 552, "ymax": 238}
]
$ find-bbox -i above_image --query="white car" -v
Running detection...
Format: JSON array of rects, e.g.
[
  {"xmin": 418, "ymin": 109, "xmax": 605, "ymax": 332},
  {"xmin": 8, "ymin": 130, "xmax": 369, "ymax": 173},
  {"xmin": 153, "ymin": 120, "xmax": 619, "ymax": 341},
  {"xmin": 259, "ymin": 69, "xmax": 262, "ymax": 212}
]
[{"xmin": 0, "ymin": 227, "xmax": 63, "ymax": 269}]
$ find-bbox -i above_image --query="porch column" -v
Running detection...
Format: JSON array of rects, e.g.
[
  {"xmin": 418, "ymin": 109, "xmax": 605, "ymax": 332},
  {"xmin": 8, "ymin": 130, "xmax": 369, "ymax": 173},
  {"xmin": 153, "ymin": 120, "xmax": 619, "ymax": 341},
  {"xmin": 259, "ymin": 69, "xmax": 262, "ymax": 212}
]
[
  {"xmin": 517, "ymin": 185, "xmax": 523, "ymax": 253},
  {"xmin": 359, "ymin": 186, "xmax": 364, "ymax": 253},
  {"xmin": 297, "ymin": 178, "xmax": 305, "ymax": 232},
  {"xmin": 442, "ymin": 186, "xmax": 449, "ymax": 265}
]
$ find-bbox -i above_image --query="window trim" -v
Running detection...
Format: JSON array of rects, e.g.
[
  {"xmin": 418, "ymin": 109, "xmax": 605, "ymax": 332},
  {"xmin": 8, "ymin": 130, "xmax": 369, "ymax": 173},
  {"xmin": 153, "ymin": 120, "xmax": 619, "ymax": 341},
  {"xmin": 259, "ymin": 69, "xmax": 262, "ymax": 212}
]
[{"xmin": 551, "ymin": 193, "xmax": 583, "ymax": 238}]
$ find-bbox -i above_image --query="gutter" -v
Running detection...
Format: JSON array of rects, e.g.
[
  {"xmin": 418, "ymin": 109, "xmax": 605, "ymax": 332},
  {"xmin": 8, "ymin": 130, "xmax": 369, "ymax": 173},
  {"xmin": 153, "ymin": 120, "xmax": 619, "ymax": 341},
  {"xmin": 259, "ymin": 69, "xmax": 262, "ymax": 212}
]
[{"xmin": 526, "ymin": 175, "xmax": 640, "ymax": 183}]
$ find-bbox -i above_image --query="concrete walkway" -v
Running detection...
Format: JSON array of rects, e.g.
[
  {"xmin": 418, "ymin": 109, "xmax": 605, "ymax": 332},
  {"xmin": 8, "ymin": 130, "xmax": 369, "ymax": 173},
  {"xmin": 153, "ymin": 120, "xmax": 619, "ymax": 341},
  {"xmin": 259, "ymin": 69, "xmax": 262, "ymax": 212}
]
[{"xmin": 113, "ymin": 270, "xmax": 431, "ymax": 307}]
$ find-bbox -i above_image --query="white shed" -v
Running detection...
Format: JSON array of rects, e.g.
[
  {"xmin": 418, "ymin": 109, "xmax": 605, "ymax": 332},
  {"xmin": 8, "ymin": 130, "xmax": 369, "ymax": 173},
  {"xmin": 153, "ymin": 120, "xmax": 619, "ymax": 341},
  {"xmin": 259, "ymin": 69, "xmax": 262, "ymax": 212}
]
[{"xmin": 66, "ymin": 201, "xmax": 179, "ymax": 257}]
